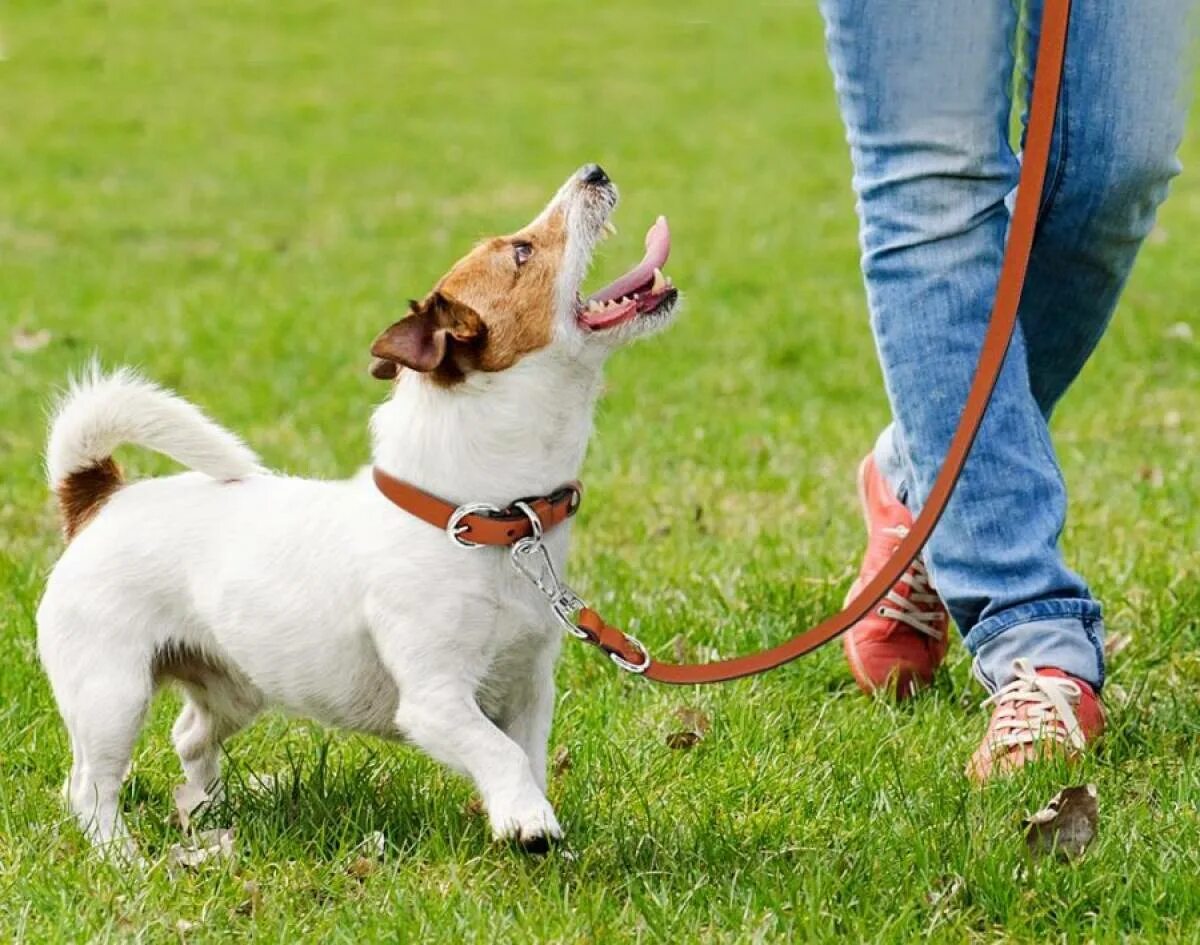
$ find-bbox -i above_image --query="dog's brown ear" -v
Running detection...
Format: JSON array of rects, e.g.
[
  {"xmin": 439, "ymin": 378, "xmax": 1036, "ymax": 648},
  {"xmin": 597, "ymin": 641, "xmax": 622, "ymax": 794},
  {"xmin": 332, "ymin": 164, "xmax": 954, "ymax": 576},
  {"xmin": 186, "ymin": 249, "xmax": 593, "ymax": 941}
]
[{"xmin": 369, "ymin": 294, "xmax": 485, "ymax": 378}]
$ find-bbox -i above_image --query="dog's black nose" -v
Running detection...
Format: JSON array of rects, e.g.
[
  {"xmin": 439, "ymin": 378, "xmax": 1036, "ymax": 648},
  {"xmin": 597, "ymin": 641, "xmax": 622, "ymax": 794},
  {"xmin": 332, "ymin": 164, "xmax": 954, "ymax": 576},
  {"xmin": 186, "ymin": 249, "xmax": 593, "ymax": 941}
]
[{"xmin": 582, "ymin": 164, "xmax": 610, "ymax": 186}]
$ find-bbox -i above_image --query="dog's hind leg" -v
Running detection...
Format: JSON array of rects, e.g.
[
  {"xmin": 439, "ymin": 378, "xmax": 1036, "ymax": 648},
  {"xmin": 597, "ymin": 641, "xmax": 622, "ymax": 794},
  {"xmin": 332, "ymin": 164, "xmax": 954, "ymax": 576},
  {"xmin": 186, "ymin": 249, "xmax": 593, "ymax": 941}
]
[
  {"xmin": 59, "ymin": 665, "xmax": 152, "ymax": 860},
  {"xmin": 172, "ymin": 699, "xmax": 223, "ymax": 799},
  {"xmin": 171, "ymin": 689, "xmax": 254, "ymax": 806}
]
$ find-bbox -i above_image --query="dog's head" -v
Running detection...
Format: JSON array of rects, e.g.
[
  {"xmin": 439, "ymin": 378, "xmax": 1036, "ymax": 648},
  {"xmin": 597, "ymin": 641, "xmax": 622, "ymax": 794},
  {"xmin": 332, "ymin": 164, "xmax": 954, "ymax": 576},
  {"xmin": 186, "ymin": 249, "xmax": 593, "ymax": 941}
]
[{"xmin": 369, "ymin": 165, "xmax": 679, "ymax": 384}]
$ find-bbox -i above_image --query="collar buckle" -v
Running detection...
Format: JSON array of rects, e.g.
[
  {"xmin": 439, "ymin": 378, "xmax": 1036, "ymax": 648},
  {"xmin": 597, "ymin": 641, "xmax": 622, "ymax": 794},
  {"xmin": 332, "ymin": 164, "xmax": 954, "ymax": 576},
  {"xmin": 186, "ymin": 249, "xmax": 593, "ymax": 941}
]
[{"xmin": 445, "ymin": 502, "xmax": 502, "ymax": 549}]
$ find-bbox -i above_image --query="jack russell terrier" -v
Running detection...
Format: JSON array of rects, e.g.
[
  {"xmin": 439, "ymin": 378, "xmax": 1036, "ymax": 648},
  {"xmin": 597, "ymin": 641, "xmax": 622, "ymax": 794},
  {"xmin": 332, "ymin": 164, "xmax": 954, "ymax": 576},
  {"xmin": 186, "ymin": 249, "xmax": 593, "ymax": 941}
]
[{"xmin": 36, "ymin": 165, "xmax": 679, "ymax": 857}]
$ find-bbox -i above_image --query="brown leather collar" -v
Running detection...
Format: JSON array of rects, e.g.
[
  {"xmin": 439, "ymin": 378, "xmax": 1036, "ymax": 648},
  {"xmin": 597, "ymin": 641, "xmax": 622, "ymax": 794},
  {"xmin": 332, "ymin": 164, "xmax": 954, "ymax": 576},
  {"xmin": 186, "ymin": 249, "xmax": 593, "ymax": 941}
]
[{"xmin": 372, "ymin": 467, "xmax": 582, "ymax": 547}]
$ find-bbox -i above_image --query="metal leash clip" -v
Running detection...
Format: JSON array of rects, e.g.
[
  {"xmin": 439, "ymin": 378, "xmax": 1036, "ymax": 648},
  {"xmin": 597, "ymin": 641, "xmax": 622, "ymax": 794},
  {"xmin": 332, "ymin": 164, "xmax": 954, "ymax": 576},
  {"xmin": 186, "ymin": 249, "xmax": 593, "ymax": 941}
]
[
  {"xmin": 510, "ymin": 536, "xmax": 592, "ymax": 639},
  {"xmin": 508, "ymin": 502, "xmax": 650, "ymax": 673},
  {"xmin": 508, "ymin": 502, "xmax": 592, "ymax": 639}
]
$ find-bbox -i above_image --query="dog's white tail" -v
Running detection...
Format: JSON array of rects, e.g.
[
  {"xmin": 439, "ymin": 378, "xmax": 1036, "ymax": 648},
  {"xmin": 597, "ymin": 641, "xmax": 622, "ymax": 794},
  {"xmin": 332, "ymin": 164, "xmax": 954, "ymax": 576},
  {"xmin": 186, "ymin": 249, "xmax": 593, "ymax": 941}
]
[{"xmin": 46, "ymin": 365, "xmax": 261, "ymax": 537}]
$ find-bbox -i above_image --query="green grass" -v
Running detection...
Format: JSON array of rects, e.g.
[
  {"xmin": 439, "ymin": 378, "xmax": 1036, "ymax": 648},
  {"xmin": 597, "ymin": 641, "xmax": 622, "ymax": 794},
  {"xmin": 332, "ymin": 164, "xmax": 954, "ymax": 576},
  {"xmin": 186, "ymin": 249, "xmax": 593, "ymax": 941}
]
[{"xmin": 2, "ymin": 1, "xmax": 1198, "ymax": 941}]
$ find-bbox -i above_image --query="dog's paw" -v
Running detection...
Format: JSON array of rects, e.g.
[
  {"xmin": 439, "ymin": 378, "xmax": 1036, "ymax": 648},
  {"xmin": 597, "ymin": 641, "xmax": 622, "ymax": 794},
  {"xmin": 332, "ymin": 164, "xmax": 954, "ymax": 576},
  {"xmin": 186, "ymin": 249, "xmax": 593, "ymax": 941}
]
[{"xmin": 490, "ymin": 797, "xmax": 562, "ymax": 854}]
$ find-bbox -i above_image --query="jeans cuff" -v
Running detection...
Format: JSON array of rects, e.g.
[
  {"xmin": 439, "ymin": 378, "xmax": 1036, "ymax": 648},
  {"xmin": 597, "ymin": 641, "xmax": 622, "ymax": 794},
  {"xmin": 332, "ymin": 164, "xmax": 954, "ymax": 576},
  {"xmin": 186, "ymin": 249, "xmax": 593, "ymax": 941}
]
[{"xmin": 965, "ymin": 598, "xmax": 1106, "ymax": 693}]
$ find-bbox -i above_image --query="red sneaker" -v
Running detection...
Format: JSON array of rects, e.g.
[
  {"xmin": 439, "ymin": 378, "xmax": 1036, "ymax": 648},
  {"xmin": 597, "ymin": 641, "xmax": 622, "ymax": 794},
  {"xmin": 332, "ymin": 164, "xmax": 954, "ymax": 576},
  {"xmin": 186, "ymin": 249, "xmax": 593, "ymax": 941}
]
[
  {"xmin": 843, "ymin": 454, "xmax": 950, "ymax": 700},
  {"xmin": 967, "ymin": 659, "xmax": 1105, "ymax": 782}
]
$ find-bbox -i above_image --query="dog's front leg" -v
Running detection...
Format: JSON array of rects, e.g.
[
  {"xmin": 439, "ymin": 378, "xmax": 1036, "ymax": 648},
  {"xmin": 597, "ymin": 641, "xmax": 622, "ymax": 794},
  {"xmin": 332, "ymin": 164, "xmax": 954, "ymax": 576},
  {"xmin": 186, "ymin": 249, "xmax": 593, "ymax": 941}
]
[
  {"xmin": 499, "ymin": 642, "xmax": 559, "ymax": 793},
  {"xmin": 393, "ymin": 679, "xmax": 561, "ymax": 850},
  {"xmin": 371, "ymin": 604, "xmax": 561, "ymax": 850}
]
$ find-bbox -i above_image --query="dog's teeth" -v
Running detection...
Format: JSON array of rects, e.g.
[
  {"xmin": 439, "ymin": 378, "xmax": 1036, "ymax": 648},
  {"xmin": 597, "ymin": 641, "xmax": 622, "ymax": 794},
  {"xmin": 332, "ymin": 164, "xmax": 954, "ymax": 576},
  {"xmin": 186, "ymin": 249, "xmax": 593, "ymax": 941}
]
[{"xmin": 651, "ymin": 268, "xmax": 666, "ymax": 293}]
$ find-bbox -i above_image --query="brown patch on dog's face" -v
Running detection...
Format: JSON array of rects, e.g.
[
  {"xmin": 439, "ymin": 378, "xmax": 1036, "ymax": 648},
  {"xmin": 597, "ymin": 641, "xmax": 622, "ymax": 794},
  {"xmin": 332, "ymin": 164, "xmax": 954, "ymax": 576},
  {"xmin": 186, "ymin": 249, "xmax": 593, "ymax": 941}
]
[
  {"xmin": 56, "ymin": 458, "xmax": 123, "ymax": 540},
  {"xmin": 370, "ymin": 208, "xmax": 569, "ymax": 384}
]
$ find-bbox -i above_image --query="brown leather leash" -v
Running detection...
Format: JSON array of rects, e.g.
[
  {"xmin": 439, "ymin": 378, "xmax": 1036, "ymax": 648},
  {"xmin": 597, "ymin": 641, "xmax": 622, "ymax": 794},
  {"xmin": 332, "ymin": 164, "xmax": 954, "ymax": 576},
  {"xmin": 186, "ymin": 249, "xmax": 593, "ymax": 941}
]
[{"xmin": 374, "ymin": 0, "xmax": 1071, "ymax": 684}]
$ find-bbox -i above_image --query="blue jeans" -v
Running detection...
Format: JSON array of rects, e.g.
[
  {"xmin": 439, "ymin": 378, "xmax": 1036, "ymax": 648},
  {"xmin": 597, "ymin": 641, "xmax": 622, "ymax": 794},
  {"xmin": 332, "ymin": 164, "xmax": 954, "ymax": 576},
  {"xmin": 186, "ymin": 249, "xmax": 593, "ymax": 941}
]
[{"xmin": 820, "ymin": 0, "xmax": 1191, "ymax": 690}]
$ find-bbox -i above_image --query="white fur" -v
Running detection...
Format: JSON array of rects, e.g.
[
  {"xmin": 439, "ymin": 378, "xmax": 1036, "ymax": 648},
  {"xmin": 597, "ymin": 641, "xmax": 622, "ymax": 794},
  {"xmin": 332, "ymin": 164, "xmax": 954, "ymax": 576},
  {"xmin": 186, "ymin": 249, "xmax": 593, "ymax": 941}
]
[
  {"xmin": 46, "ymin": 363, "xmax": 262, "ymax": 487},
  {"xmin": 35, "ymin": 167, "xmax": 677, "ymax": 858}
]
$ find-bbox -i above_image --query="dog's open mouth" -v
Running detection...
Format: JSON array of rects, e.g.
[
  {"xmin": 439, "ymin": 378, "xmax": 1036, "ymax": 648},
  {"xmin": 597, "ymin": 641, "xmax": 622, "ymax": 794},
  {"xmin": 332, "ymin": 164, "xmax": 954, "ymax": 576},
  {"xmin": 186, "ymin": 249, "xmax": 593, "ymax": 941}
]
[{"xmin": 578, "ymin": 216, "xmax": 677, "ymax": 331}]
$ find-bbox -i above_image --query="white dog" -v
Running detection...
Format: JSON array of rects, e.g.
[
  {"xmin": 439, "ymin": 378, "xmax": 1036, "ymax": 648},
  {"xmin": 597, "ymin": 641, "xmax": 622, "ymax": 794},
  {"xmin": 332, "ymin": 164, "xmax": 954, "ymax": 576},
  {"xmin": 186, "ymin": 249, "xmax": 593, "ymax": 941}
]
[{"xmin": 36, "ymin": 165, "xmax": 678, "ymax": 857}]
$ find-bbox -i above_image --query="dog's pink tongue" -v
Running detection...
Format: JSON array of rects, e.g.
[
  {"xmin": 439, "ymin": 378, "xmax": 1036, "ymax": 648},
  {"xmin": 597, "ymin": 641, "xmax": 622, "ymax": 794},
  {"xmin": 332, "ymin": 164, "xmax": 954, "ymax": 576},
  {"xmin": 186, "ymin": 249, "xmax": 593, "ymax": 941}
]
[{"xmin": 588, "ymin": 216, "xmax": 671, "ymax": 304}]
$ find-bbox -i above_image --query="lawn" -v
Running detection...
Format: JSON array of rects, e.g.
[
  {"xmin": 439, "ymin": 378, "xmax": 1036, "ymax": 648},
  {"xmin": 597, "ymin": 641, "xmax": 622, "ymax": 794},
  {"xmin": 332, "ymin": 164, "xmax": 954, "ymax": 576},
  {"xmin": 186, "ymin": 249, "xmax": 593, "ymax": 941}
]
[{"xmin": 1, "ymin": 1, "xmax": 1198, "ymax": 942}]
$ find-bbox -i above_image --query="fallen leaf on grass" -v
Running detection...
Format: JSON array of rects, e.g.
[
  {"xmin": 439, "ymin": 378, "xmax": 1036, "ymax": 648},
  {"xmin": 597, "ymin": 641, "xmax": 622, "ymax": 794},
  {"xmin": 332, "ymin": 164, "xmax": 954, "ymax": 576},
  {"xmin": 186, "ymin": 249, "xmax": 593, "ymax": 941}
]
[
  {"xmin": 168, "ymin": 828, "xmax": 235, "ymax": 870},
  {"xmin": 346, "ymin": 830, "xmax": 386, "ymax": 880},
  {"xmin": 235, "ymin": 880, "xmax": 262, "ymax": 916},
  {"xmin": 1024, "ymin": 784, "xmax": 1098, "ymax": 861},
  {"xmin": 11, "ymin": 327, "xmax": 52, "ymax": 353},
  {"xmin": 666, "ymin": 707, "xmax": 711, "ymax": 750},
  {"xmin": 552, "ymin": 745, "xmax": 571, "ymax": 777},
  {"xmin": 464, "ymin": 797, "xmax": 485, "ymax": 817}
]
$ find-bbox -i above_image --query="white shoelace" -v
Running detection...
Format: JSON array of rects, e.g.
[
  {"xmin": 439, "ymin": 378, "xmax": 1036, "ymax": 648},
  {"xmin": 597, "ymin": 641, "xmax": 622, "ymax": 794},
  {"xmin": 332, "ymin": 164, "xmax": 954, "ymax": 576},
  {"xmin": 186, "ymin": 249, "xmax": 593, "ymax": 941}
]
[
  {"xmin": 876, "ymin": 525, "xmax": 945, "ymax": 639},
  {"xmin": 980, "ymin": 658, "xmax": 1086, "ymax": 753}
]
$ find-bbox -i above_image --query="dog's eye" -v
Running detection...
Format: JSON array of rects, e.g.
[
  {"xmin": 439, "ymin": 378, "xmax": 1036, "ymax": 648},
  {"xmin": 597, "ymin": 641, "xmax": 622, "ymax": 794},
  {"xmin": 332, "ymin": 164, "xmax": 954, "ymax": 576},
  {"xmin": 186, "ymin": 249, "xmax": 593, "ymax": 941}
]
[{"xmin": 513, "ymin": 241, "xmax": 534, "ymax": 267}]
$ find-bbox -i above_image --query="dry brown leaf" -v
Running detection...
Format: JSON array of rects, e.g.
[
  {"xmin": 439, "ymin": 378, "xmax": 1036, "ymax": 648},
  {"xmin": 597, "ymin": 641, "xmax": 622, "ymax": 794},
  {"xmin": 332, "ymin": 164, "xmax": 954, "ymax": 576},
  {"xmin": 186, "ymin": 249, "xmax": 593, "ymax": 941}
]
[
  {"xmin": 666, "ymin": 707, "xmax": 711, "ymax": 750},
  {"xmin": 1024, "ymin": 784, "xmax": 1098, "ymax": 861},
  {"xmin": 552, "ymin": 745, "xmax": 571, "ymax": 777},
  {"xmin": 347, "ymin": 856, "xmax": 378, "ymax": 880},
  {"xmin": 235, "ymin": 880, "xmax": 262, "ymax": 916},
  {"xmin": 168, "ymin": 828, "xmax": 235, "ymax": 870},
  {"xmin": 11, "ymin": 327, "xmax": 52, "ymax": 353},
  {"xmin": 346, "ymin": 831, "xmax": 386, "ymax": 879},
  {"xmin": 464, "ymin": 797, "xmax": 485, "ymax": 817}
]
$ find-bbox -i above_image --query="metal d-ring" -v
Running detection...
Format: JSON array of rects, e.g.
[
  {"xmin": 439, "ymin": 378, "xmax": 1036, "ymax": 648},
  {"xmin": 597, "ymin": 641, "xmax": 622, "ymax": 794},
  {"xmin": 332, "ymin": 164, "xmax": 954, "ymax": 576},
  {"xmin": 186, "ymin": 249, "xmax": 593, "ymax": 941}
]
[
  {"xmin": 511, "ymin": 500, "xmax": 544, "ymax": 543},
  {"xmin": 608, "ymin": 635, "xmax": 650, "ymax": 674}
]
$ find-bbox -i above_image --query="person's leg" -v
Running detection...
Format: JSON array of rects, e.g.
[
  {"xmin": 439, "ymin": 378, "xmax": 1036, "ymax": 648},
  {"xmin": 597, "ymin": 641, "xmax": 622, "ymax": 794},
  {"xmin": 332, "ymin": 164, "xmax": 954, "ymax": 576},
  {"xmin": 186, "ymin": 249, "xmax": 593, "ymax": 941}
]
[
  {"xmin": 820, "ymin": 0, "xmax": 1105, "ymax": 693},
  {"xmin": 968, "ymin": 0, "xmax": 1192, "ymax": 689},
  {"xmin": 1016, "ymin": 0, "xmax": 1190, "ymax": 419}
]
